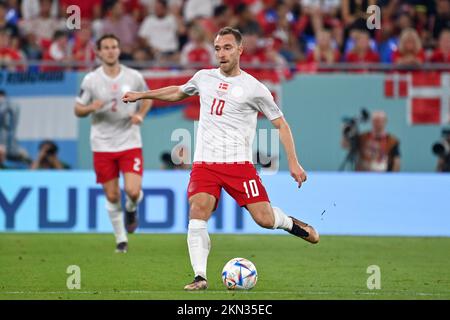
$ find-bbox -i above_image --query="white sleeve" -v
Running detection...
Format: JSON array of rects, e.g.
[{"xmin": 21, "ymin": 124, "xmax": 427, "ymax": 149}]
[
  {"xmin": 138, "ymin": 18, "xmax": 150, "ymax": 39},
  {"xmin": 253, "ymin": 82, "xmax": 283, "ymax": 121},
  {"xmin": 180, "ymin": 70, "xmax": 202, "ymax": 96},
  {"xmin": 76, "ymin": 75, "xmax": 93, "ymax": 105}
]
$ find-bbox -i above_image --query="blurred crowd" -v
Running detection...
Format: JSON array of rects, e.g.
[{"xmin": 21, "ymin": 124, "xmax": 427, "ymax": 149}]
[{"xmin": 0, "ymin": 0, "xmax": 449, "ymax": 72}]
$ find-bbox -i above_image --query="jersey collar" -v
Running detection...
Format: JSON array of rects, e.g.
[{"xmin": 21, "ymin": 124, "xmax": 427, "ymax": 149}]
[{"xmin": 100, "ymin": 64, "xmax": 124, "ymax": 81}]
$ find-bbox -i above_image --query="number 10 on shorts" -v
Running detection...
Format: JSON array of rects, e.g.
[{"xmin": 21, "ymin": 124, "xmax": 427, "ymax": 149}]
[{"xmin": 243, "ymin": 180, "xmax": 259, "ymax": 198}]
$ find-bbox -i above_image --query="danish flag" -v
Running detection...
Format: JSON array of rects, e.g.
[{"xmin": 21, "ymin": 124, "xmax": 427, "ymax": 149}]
[
  {"xmin": 218, "ymin": 83, "xmax": 229, "ymax": 90},
  {"xmin": 384, "ymin": 72, "xmax": 450, "ymax": 125}
]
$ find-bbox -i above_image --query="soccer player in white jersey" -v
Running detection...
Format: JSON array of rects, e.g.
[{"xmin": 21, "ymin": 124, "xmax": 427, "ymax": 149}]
[
  {"xmin": 75, "ymin": 34, "xmax": 153, "ymax": 253},
  {"xmin": 122, "ymin": 27, "xmax": 319, "ymax": 289}
]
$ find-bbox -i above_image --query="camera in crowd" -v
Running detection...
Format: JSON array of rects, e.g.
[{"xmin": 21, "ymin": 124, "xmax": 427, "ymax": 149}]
[
  {"xmin": 432, "ymin": 128, "xmax": 450, "ymax": 158},
  {"xmin": 342, "ymin": 108, "xmax": 371, "ymax": 146},
  {"xmin": 40, "ymin": 140, "xmax": 58, "ymax": 157}
]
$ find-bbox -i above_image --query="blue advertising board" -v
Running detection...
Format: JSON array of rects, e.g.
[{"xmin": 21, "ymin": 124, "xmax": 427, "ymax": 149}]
[{"xmin": 1, "ymin": 171, "xmax": 449, "ymax": 236}]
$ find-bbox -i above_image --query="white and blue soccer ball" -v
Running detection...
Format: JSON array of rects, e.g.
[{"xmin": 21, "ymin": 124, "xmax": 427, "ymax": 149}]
[{"xmin": 221, "ymin": 257, "xmax": 258, "ymax": 290}]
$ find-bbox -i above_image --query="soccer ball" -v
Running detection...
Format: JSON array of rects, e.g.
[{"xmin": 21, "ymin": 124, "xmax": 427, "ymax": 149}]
[{"xmin": 221, "ymin": 257, "xmax": 258, "ymax": 290}]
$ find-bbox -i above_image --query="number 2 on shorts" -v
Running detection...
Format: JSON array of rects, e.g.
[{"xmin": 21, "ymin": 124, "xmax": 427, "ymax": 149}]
[
  {"xmin": 133, "ymin": 157, "xmax": 141, "ymax": 172},
  {"xmin": 243, "ymin": 179, "xmax": 259, "ymax": 198}
]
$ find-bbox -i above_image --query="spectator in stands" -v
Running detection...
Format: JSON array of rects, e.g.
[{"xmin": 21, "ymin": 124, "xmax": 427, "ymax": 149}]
[
  {"xmin": 132, "ymin": 47, "xmax": 153, "ymax": 69},
  {"xmin": 0, "ymin": 27, "xmax": 24, "ymax": 71},
  {"xmin": 183, "ymin": 0, "xmax": 215, "ymax": 23},
  {"xmin": 0, "ymin": 143, "xmax": 7, "ymax": 169},
  {"xmin": 19, "ymin": 0, "xmax": 65, "ymax": 51},
  {"xmin": 392, "ymin": 28, "xmax": 425, "ymax": 67},
  {"xmin": 0, "ymin": 1, "xmax": 18, "ymax": 36},
  {"xmin": 180, "ymin": 21, "xmax": 215, "ymax": 68},
  {"xmin": 10, "ymin": 32, "xmax": 26, "ymax": 62},
  {"xmin": 412, "ymin": 2, "xmax": 434, "ymax": 49},
  {"xmin": 21, "ymin": 0, "xmax": 40, "ymax": 20},
  {"xmin": 59, "ymin": 0, "xmax": 102, "ymax": 21},
  {"xmin": 138, "ymin": 0, "xmax": 182, "ymax": 63},
  {"xmin": 71, "ymin": 20, "xmax": 96, "ymax": 70},
  {"xmin": 271, "ymin": 1, "xmax": 303, "ymax": 64},
  {"xmin": 432, "ymin": 0, "xmax": 450, "ymax": 39},
  {"xmin": 344, "ymin": 30, "xmax": 380, "ymax": 63},
  {"xmin": 30, "ymin": 140, "xmax": 70, "ymax": 170},
  {"xmin": 429, "ymin": 29, "xmax": 450, "ymax": 62},
  {"xmin": 139, "ymin": 0, "xmax": 181, "ymax": 15},
  {"xmin": 435, "ymin": 129, "xmax": 450, "ymax": 172},
  {"xmin": 341, "ymin": 0, "xmax": 376, "ymax": 31},
  {"xmin": 101, "ymin": 0, "xmax": 139, "ymax": 60},
  {"xmin": 240, "ymin": 31, "xmax": 286, "ymax": 80},
  {"xmin": 0, "ymin": 89, "xmax": 31, "ymax": 165},
  {"xmin": 341, "ymin": 0, "xmax": 376, "ymax": 53},
  {"xmin": 5, "ymin": 0, "xmax": 20, "ymax": 25},
  {"xmin": 233, "ymin": 3, "xmax": 262, "ymax": 36},
  {"xmin": 21, "ymin": 0, "xmax": 58, "ymax": 20},
  {"xmin": 41, "ymin": 30, "xmax": 71, "ymax": 72},
  {"xmin": 256, "ymin": 0, "xmax": 279, "ymax": 37},
  {"xmin": 376, "ymin": 7, "xmax": 398, "ymax": 63},
  {"xmin": 200, "ymin": 4, "xmax": 234, "ymax": 42},
  {"xmin": 301, "ymin": 0, "xmax": 341, "ymax": 37},
  {"xmin": 121, "ymin": 0, "xmax": 147, "ymax": 23},
  {"xmin": 378, "ymin": 9, "xmax": 415, "ymax": 63},
  {"xmin": 341, "ymin": 110, "xmax": 401, "ymax": 172},
  {"xmin": 306, "ymin": 29, "xmax": 340, "ymax": 63}
]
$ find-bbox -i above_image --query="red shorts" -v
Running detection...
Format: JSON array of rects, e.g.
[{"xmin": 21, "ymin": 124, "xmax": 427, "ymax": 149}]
[
  {"xmin": 93, "ymin": 148, "xmax": 143, "ymax": 184},
  {"xmin": 187, "ymin": 162, "xmax": 270, "ymax": 209}
]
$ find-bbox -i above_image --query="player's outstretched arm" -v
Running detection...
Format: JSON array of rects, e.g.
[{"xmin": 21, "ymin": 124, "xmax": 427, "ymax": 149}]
[
  {"xmin": 122, "ymin": 86, "xmax": 189, "ymax": 103},
  {"xmin": 272, "ymin": 116, "xmax": 307, "ymax": 188},
  {"xmin": 74, "ymin": 100, "xmax": 104, "ymax": 118}
]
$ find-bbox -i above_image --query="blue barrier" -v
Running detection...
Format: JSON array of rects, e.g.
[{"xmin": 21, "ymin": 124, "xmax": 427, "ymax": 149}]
[{"xmin": 0, "ymin": 171, "xmax": 449, "ymax": 236}]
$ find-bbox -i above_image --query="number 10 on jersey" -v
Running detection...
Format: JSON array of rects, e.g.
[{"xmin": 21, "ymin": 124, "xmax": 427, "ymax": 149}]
[{"xmin": 210, "ymin": 98, "xmax": 225, "ymax": 116}]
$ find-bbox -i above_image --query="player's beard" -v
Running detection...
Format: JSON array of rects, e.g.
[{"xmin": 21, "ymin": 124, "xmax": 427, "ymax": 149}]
[
  {"xmin": 220, "ymin": 58, "xmax": 238, "ymax": 75},
  {"xmin": 103, "ymin": 58, "xmax": 119, "ymax": 68}
]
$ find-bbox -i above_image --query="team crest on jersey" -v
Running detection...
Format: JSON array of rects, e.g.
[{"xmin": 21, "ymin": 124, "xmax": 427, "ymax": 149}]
[
  {"xmin": 216, "ymin": 82, "xmax": 229, "ymax": 97},
  {"xmin": 111, "ymin": 83, "xmax": 119, "ymax": 92}
]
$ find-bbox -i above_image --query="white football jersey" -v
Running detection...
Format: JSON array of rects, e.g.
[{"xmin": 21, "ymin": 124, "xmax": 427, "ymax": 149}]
[
  {"xmin": 76, "ymin": 65, "xmax": 148, "ymax": 152},
  {"xmin": 181, "ymin": 68, "xmax": 283, "ymax": 163}
]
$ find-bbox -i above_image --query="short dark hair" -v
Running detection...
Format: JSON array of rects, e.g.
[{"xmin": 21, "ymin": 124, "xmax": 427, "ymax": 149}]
[
  {"xmin": 53, "ymin": 30, "xmax": 68, "ymax": 40},
  {"xmin": 104, "ymin": 0, "xmax": 120, "ymax": 12},
  {"xmin": 157, "ymin": 0, "xmax": 168, "ymax": 8},
  {"xmin": 96, "ymin": 34, "xmax": 120, "ymax": 50},
  {"xmin": 214, "ymin": 4, "xmax": 228, "ymax": 17},
  {"xmin": 39, "ymin": 140, "xmax": 58, "ymax": 155},
  {"xmin": 216, "ymin": 27, "xmax": 243, "ymax": 45}
]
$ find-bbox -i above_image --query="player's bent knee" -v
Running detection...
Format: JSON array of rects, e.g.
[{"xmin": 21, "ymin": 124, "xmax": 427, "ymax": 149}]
[
  {"xmin": 125, "ymin": 188, "xmax": 141, "ymax": 201},
  {"xmin": 105, "ymin": 192, "xmax": 120, "ymax": 204},
  {"xmin": 189, "ymin": 202, "xmax": 211, "ymax": 220}
]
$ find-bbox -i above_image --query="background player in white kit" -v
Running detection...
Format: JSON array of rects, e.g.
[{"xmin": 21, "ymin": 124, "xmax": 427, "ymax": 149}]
[
  {"xmin": 75, "ymin": 34, "xmax": 153, "ymax": 253},
  {"xmin": 122, "ymin": 27, "xmax": 319, "ymax": 289}
]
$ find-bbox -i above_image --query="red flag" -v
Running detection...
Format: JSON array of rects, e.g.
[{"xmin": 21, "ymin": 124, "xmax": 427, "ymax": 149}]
[{"xmin": 410, "ymin": 98, "xmax": 441, "ymax": 124}]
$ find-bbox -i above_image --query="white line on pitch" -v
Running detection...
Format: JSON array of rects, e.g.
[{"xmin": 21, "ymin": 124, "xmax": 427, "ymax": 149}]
[{"xmin": 0, "ymin": 290, "xmax": 449, "ymax": 297}]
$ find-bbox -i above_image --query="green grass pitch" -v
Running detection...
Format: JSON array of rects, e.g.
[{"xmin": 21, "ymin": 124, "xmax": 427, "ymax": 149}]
[{"xmin": 0, "ymin": 233, "xmax": 449, "ymax": 300}]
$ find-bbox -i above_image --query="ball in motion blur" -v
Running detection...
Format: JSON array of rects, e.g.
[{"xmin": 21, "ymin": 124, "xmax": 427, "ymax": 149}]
[{"xmin": 221, "ymin": 257, "xmax": 258, "ymax": 290}]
